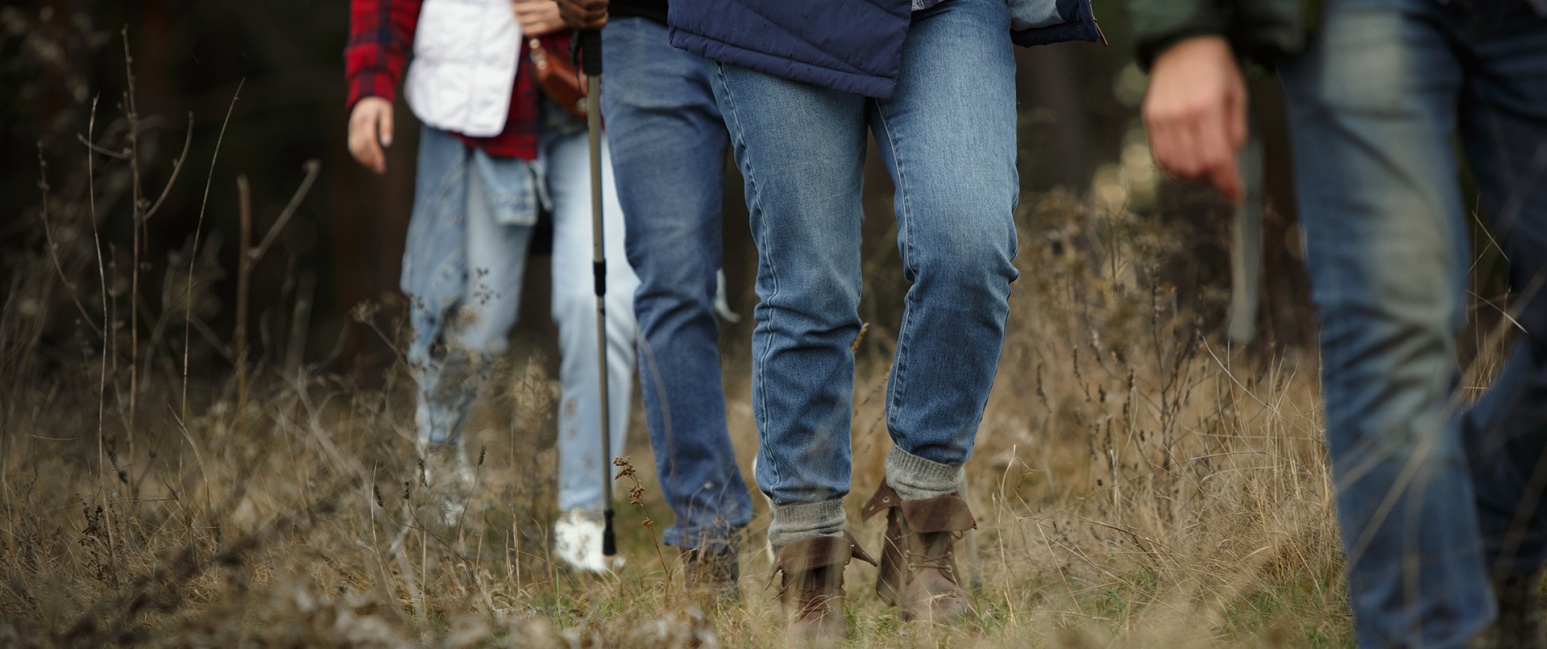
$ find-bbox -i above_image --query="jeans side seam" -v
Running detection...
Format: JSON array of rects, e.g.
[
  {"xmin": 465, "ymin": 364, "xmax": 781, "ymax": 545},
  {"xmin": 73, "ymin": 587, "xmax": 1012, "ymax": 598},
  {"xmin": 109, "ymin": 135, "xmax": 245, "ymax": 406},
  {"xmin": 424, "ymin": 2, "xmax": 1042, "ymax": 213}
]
[
  {"xmin": 714, "ymin": 62, "xmax": 782, "ymax": 496},
  {"xmin": 873, "ymin": 102, "xmax": 917, "ymax": 435}
]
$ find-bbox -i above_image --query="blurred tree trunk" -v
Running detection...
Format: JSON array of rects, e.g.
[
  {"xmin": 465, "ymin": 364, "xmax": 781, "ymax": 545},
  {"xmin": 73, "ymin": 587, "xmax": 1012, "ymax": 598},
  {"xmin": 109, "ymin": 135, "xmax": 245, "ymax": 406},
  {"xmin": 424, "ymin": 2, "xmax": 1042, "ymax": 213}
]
[{"xmin": 1014, "ymin": 39, "xmax": 1129, "ymax": 193}]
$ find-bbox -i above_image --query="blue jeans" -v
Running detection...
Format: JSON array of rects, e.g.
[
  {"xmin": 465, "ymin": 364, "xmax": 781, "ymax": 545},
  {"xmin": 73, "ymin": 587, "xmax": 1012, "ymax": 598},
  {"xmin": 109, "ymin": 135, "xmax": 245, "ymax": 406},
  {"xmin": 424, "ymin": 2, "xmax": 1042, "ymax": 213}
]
[
  {"xmin": 602, "ymin": 17, "xmax": 753, "ymax": 550},
  {"xmin": 1281, "ymin": 0, "xmax": 1547, "ymax": 645},
  {"xmin": 710, "ymin": 0, "xmax": 1018, "ymax": 514},
  {"xmin": 403, "ymin": 125, "xmax": 639, "ymax": 513}
]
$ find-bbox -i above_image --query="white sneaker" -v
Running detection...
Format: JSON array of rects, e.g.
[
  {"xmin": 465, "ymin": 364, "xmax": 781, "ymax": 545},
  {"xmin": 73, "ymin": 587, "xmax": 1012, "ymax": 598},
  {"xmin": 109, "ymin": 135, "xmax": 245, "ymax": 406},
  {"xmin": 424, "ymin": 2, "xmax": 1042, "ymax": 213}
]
[{"xmin": 553, "ymin": 508, "xmax": 623, "ymax": 574}]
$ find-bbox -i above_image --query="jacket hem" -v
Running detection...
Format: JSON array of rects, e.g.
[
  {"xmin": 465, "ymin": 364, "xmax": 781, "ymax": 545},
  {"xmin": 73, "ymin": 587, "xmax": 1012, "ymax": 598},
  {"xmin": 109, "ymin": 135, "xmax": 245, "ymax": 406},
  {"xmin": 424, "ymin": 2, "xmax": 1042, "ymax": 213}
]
[{"xmin": 668, "ymin": 28, "xmax": 899, "ymax": 99}]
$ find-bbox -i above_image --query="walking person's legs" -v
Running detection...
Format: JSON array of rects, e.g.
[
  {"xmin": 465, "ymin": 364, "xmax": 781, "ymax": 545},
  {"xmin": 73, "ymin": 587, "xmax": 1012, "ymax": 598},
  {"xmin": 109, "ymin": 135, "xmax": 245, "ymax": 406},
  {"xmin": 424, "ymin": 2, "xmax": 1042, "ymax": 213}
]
[
  {"xmin": 602, "ymin": 16, "xmax": 753, "ymax": 596},
  {"xmin": 404, "ymin": 127, "xmax": 536, "ymax": 525},
  {"xmin": 1280, "ymin": 1, "xmax": 1493, "ymax": 645},
  {"xmin": 713, "ymin": 50, "xmax": 874, "ymax": 641},
  {"xmin": 711, "ymin": 0, "xmax": 1016, "ymax": 633},
  {"xmin": 544, "ymin": 128, "xmax": 639, "ymax": 573},
  {"xmin": 1451, "ymin": 3, "xmax": 1547, "ymax": 643},
  {"xmin": 859, "ymin": 0, "xmax": 1018, "ymax": 622}
]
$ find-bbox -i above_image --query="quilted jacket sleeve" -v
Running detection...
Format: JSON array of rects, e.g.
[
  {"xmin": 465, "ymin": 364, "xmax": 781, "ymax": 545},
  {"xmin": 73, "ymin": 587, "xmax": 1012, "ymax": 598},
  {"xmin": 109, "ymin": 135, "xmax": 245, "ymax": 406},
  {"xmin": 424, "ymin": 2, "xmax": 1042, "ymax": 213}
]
[
  {"xmin": 1127, "ymin": 0, "xmax": 1228, "ymax": 70},
  {"xmin": 1127, "ymin": 0, "xmax": 1311, "ymax": 70}
]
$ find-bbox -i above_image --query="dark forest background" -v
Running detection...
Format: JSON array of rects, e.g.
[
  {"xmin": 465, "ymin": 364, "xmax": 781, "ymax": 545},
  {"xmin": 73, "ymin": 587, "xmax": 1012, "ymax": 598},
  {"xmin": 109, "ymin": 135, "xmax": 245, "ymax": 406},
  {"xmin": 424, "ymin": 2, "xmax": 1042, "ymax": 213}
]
[{"xmin": 0, "ymin": 0, "xmax": 1316, "ymax": 385}]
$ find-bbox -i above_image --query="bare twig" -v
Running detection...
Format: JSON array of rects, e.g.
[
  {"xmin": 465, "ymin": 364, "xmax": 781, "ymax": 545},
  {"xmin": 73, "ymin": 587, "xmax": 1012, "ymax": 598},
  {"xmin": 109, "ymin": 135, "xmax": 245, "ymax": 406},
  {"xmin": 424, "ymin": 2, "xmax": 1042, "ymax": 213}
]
[
  {"xmin": 614, "ymin": 456, "xmax": 668, "ymax": 600},
  {"xmin": 140, "ymin": 113, "xmax": 194, "ymax": 221},
  {"xmin": 249, "ymin": 159, "xmax": 321, "ymax": 262},
  {"xmin": 36, "ymin": 144, "xmax": 103, "ymax": 338},
  {"xmin": 182, "ymin": 79, "xmax": 243, "ymax": 424},
  {"xmin": 123, "ymin": 27, "xmax": 142, "ymax": 493},
  {"xmin": 73, "ymin": 134, "xmax": 131, "ymax": 160}
]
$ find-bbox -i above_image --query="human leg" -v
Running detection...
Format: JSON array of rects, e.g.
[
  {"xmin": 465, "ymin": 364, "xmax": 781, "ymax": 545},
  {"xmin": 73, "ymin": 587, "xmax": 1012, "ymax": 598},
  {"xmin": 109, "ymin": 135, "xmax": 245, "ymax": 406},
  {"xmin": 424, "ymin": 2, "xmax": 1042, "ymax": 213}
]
[
  {"xmin": 405, "ymin": 134, "xmax": 536, "ymax": 449},
  {"xmin": 1280, "ymin": 1, "xmax": 1491, "ymax": 645},
  {"xmin": 712, "ymin": 54, "xmax": 873, "ymax": 640},
  {"xmin": 711, "ymin": 60, "xmax": 868, "ymax": 549},
  {"xmin": 861, "ymin": 0, "xmax": 1017, "ymax": 621},
  {"xmin": 401, "ymin": 128, "xmax": 535, "ymax": 525},
  {"xmin": 545, "ymin": 131, "xmax": 638, "ymax": 515},
  {"xmin": 868, "ymin": 0, "xmax": 1018, "ymax": 492},
  {"xmin": 602, "ymin": 17, "xmax": 753, "ymax": 557},
  {"xmin": 1455, "ymin": 0, "xmax": 1547, "ymax": 585}
]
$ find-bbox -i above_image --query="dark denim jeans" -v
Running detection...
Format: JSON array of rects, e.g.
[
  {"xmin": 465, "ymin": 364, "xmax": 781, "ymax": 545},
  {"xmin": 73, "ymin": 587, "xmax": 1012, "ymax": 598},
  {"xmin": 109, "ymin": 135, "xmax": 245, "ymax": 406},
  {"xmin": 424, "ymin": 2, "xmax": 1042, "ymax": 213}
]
[
  {"xmin": 709, "ymin": 0, "xmax": 1018, "ymax": 526},
  {"xmin": 601, "ymin": 17, "xmax": 752, "ymax": 551},
  {"xmin": 1281, "ymin": 0, "xmax": 1547, "ymax": 645}
]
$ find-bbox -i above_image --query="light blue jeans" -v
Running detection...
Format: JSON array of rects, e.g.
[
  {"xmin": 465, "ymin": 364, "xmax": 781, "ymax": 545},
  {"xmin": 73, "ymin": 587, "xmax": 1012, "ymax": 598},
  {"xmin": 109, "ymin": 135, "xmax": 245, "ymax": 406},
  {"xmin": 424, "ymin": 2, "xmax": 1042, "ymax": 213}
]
[
  {"xmin": 710, "ymin": 0, "xmax": 1018, "ymax": 545},
  {"xmin": 402, "ymin": 125, "xmax": 639, "ymax": 513},
  {"xmin": 1281, "ymin": 0, "xmax": 1547, "ymax": 645},
  {"xmin": 602, "ymin": 17, "xmax": 753, "ymax": 552}
]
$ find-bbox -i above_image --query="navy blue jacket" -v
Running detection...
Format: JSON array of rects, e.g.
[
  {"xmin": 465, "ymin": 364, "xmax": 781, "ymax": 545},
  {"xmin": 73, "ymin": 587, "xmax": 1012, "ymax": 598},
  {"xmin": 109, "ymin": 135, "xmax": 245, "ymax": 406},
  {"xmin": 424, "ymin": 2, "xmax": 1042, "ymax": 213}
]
[{"xmin": 668, "ymin": 0, "xmax": 1103, "ymax": 99}]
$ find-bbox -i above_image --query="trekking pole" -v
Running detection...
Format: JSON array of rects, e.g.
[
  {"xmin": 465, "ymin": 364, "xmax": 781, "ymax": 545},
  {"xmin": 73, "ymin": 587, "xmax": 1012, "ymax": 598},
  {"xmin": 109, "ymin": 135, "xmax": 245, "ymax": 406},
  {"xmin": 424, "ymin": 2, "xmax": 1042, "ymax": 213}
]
[
  {"xmin": 1226, "ymin": 119, "xmax": 1264, "ymax": 345},
  {"xmin": 579, "ymin": 29, "xmax": 617, "ymax": 563}
]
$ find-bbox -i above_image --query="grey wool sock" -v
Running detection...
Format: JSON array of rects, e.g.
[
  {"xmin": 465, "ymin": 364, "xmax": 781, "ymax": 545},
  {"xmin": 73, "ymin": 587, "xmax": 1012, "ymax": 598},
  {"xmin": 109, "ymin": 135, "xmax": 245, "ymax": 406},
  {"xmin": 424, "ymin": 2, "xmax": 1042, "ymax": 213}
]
[
  {"xmin": 885, "ymin": 445, "xmax": 965, "ymax": 501},
  {"xmin": 768, "ymin": 499, "xmax": 847, "ymax": 552}
]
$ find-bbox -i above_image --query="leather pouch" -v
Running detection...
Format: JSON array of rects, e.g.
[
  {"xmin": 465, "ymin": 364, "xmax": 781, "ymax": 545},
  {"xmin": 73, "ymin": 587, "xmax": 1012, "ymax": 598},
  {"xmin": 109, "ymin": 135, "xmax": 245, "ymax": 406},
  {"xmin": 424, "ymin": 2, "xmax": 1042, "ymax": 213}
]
[{"xmin": 529, "ymin": 38, "xmax": 587, "ymax": 119}]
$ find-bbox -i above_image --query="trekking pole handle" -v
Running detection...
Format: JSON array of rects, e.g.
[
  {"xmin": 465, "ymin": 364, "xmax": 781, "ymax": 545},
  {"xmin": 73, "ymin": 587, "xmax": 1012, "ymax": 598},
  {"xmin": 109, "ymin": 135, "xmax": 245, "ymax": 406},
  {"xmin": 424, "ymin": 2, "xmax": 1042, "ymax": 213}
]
[{"xmin": 580, "ymin": 29, "xmax": 602, "ymax": 77}]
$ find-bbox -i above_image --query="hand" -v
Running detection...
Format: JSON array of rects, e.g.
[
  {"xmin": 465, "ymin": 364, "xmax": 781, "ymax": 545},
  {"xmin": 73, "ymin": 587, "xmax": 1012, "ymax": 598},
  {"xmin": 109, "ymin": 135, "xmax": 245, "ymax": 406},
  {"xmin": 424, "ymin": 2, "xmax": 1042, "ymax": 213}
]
[
  {"xmin": 348, "ymin": 96, "xmax": 394, "ymax": 175},
  {"xmin": 1141, "ymin": 36, "xmax": 1249, "ymax": 203},
  {"xmin": 554, "ymin": 0, "xmax": 608, "ymax": 29},
  {"xmin": 513, "ymin": 0, "xmax": 567, "ymax": 36}
]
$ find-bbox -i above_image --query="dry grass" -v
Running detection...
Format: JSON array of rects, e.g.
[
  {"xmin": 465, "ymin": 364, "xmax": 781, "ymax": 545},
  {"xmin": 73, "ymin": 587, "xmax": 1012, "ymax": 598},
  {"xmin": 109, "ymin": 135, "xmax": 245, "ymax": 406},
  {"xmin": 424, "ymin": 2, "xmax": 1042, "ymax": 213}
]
[
  {"xmin": 2, "ymin": 52, "xmax": 1354, "ymax": 648},
  {"xmin": 0, "ymin": 190, "xmax": 1352, "ymax": 648}
]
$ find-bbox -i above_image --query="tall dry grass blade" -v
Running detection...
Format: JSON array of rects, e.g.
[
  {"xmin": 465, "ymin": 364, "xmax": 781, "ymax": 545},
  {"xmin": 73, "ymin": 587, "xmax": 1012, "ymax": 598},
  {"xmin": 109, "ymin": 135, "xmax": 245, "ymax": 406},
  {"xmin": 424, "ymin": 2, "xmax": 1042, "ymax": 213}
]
[
  {"xmin": 83, "ymin": 93, "xmax": 119, "ymax": 561},
  {"xmin": 183, "ymin": 79, "xmax": 243, "ymax": 427},
  {"xmin": 235, "ymin": 175, "xmax": 252, "ymax": 415}
]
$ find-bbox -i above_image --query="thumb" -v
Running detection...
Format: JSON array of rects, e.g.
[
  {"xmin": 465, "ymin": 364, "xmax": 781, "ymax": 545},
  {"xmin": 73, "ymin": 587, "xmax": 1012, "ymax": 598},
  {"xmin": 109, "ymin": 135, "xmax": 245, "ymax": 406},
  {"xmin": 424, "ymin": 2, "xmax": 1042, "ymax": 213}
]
[{"xmin": 379, "ymin": 105, "xmax": 395, "ymax": 149}]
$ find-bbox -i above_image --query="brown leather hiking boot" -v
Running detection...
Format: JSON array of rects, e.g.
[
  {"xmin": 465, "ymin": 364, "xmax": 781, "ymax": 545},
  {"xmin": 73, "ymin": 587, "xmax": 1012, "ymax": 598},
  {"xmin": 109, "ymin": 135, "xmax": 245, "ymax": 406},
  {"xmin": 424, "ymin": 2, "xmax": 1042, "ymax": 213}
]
[
  {"xmin": 771, "ymin": 532, "xmax": 877, "ymax": 645},
  {"xmin": 862, "ymin": 482, "xmax": 977, "ymax": 623}
]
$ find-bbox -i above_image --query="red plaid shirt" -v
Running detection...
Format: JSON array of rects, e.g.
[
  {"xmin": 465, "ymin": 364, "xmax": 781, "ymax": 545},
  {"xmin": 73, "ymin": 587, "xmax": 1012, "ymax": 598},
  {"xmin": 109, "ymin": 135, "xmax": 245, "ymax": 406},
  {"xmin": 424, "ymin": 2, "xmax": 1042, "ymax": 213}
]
[{"xmin": 346, "ymin": 0, "xmax": 570, "ymax": 160}]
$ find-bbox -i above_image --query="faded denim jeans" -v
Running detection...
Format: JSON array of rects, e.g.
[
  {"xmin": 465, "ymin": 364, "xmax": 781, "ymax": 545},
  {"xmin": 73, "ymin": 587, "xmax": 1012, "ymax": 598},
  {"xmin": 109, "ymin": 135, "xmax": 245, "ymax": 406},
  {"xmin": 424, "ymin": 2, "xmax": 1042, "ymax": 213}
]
[
  {"xmin": 1281, "ymin": 0, "xmax": 1547, "ymax": 645},
  {"xmin": 710, "ymin": 0, "xmax": 1019, "ymax": 547},
  {"xmin": 402, "ymin": 124, "xmax": 639, "ymax": 513},
  {"xmin": 602, "ymin": 16, "xmax": 753, "ymax": 552}
]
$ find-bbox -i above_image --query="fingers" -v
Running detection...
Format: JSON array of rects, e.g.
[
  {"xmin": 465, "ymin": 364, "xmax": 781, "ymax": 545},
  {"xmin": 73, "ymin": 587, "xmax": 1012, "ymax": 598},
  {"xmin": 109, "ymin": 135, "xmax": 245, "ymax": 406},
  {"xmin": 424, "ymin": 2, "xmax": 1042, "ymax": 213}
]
[
  {"xmin": 378, "ymin": 104, "xmax": 394, "ymax": 151},
  {"xmin": 348, "ymin": 98, "xmax": 390, "ymax": 175},
  {"xmin": 1196, "ymin": 119, "xmax": 1243, "ymax": 203},
  {"xmin": 515, "ymin": 0, "xmax": 567, "ymax": 36},
  {"xmin": 1147, "ymin": 103, "xmax": 1241, "ymax": 203},
  {"xmin": 556, "ymin": 0, "xmax": 608, "ymax": 28},
  {"xmin": 1141, "ymin": 36, "xmax": 1249, "ymax": 204}
]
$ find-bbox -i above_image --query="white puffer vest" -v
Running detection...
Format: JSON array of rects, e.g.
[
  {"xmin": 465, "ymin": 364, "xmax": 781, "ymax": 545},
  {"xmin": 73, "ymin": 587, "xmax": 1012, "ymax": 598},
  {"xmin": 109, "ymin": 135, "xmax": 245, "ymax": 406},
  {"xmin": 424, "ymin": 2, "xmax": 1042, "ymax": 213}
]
[{"xmin": 404, "ymin": 0, "xmax": 520, "ymax": 137}]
